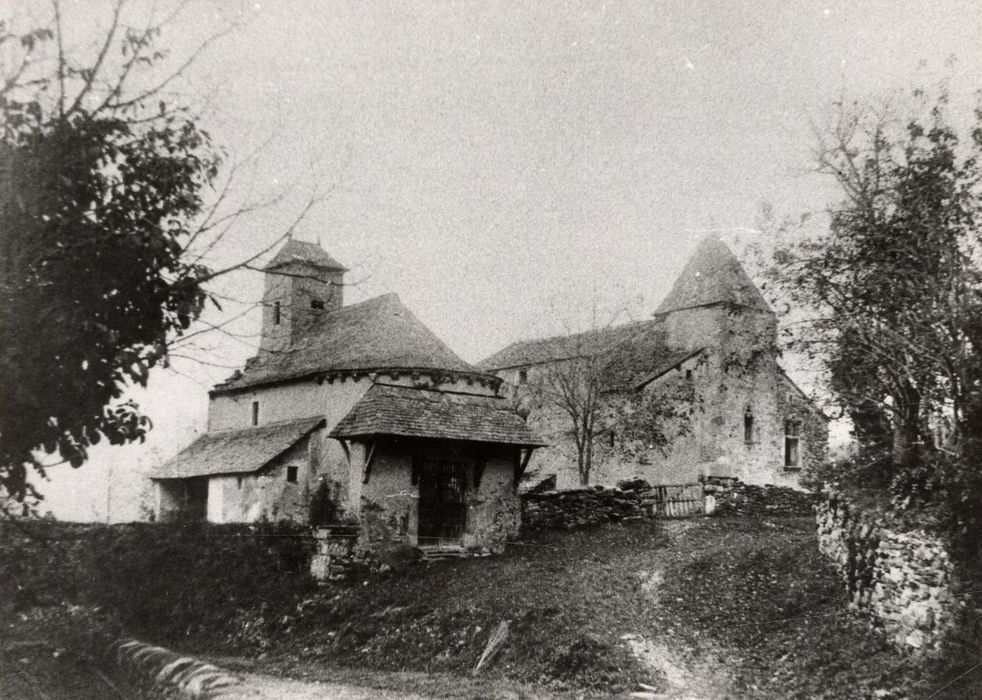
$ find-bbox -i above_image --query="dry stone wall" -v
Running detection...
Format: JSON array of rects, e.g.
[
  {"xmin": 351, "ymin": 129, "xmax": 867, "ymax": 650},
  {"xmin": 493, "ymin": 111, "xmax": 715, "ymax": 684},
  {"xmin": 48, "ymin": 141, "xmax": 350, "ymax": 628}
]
[
  {"xmin": 521, "ymin": 486, "xmax": 644, "ymax": 531},
  {"xmin": 701, "ymin": 475, "xmax": 817, "ymax": 517},
  {"xmin": 815, "ymin": 492, "xmax": 960, "ymax": 654},
  {"xmin": 521, "ymin": 478, "xmax": 813, "ymax": 532}
]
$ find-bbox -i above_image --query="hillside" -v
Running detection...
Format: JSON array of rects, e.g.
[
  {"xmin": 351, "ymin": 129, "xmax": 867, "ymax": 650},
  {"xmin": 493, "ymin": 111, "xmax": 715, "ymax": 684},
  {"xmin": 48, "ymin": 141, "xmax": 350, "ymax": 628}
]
[
  {"xmin": 3, "ymin": 516, "xmax": 979, "ymax": 698},
  {"xmin": 190, "ymin": 518, "xmax": 959, "ymax": 698}
]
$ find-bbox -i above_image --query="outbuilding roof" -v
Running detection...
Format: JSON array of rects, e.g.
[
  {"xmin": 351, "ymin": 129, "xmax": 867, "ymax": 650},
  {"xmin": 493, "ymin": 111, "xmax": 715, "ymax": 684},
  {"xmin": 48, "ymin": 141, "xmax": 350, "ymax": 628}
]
[
  {"xmin": 150, "ymin": 416, "xmax": 325, "ymax": 479},
  {"xmin": 216, "ymin": 294, "xmax": 491, "ymax": 392},
  {"xmin": 329, "ymin": 384, "xmax": 547, "ymax": 447}
]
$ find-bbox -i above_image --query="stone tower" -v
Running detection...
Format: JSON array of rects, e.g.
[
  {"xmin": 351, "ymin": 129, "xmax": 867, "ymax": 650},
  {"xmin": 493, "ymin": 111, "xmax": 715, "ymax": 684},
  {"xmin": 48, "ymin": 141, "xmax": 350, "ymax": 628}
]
[
  {"xmin": 654, "ymin": 236, "xmax": 785, "ymax": 477},
  {"xmin": 260, "ymin": 239, "xmax": 348, "ymax": 352},
  {"xmin": 654, "ymin": 235, "xmax": 776, "ymax": 352}
]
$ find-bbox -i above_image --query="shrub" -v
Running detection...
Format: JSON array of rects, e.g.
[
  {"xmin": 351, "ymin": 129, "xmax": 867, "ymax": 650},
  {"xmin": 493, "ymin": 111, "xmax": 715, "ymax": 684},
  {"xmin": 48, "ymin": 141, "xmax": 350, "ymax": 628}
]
[{"xmin": 0, "ymin": 521, "xmax": 318, "ymax": 646}]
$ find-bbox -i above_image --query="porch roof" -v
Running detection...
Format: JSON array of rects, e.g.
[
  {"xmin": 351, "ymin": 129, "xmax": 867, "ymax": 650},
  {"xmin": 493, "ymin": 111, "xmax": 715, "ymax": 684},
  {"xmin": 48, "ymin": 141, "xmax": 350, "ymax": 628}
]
[
  {"xmin": 329, "ymin": 383, "xmax": 547, "ymax": 447},
  {"xmin": 150, "ymin": 416, "xmax": 325, "ymax": 479}
]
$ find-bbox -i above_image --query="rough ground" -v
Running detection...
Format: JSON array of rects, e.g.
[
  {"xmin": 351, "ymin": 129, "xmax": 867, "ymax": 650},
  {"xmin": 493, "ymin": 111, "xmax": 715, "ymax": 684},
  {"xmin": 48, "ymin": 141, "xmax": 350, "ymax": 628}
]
[
  {"xmin": 6, "ymin": 516, "xmax": 980, "ymax": 698},
  {"xmin": 190, "ymin": 517, "xmax": 958, "ymax": 698}
]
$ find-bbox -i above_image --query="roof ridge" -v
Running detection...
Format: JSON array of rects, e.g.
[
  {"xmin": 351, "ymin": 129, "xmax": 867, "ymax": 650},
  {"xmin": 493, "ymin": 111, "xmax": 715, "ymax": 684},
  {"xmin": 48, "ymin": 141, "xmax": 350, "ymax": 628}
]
[
  {"xmin": 477, "ymin": 318, "xmax": 660, "ymax": 370},
  {"xmin": 496, "ymin": 318, "xmax": 655, "ymax": 352}
]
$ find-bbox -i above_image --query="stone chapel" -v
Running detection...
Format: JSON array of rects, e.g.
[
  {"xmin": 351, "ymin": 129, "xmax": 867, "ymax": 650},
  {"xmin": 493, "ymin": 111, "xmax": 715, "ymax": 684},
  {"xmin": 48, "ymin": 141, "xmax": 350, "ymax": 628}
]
[{"xmin": 478, "ymin": 237, "xmax": 828, "ymax": 490}]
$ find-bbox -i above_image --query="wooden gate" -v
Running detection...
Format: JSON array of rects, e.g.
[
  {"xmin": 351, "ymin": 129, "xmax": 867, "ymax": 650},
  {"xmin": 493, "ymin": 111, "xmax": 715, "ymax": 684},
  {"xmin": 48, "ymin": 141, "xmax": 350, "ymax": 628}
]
[{"xmin": 647, "ymin": 483, "xmax": 704, "ymax": 517}]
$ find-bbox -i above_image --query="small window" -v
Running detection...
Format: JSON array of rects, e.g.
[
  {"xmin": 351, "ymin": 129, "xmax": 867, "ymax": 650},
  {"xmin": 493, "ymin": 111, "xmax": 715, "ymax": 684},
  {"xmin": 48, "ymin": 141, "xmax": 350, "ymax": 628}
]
[
  {"xmin": 237, "ymin": 476, "xmax": 243, "ymax": 489},
  {"xmin": 310, "ymin": 299, "xmax": 325, "ymax": 310},
  {"xmin": 518, "ymin": 369, "xmax": 528, "ymax": 385},
  {"xmin": 609, "ymin": 431, "xmax": 616, "ymax": 448},
  {"xmin": 785, "ymin": 420, "xmax": 801, "ymax": 468},
  {"xmin": 286, "ymin": 466, "xmax": 299, "ymax": 483},
  {"xmin": 685, "ymin": 369, "xmax": 693, "ymax": 380},
  {"xmin": 744, "ymin": 408, "xmax": 754, "ymax": 444},
  {"xmin": 251, "ymin": 401, "xmax": 259, "ymax": 426},
  {"xmin": 273, "ymin": 301, "xmax": 281, "ymax": 325}
]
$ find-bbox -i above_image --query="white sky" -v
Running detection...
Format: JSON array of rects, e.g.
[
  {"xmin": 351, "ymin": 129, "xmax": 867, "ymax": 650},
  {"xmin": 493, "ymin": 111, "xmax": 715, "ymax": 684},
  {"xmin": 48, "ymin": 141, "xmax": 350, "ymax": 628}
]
[{"xmin": 20, "ymin": 0, "xmax": 982, "ymax": 519}]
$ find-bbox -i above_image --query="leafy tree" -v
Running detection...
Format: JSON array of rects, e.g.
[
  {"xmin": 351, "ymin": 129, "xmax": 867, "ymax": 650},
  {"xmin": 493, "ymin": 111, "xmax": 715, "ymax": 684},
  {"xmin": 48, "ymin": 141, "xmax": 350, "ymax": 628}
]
[
  {"xmin": 769, "ymin": 84, "xmax": 982, "ymax": 547},
  {"xmin": 0, "ymin": 1, "xmax": 320, "ymax": 506}
]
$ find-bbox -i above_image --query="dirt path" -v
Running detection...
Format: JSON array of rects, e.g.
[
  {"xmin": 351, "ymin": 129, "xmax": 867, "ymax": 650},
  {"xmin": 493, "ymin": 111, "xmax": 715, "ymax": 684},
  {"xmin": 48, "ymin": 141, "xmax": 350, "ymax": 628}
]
[
  {"xmin": 620, "ymin": 520, "xmax": 734, "ymax": 700},
  {"xmin": 213, "ymin": 658, "xmax": 557, "ymax": 699},
  {"xmin": 233, "ymin": 672, "xmax": 428, "ymax": 699}
]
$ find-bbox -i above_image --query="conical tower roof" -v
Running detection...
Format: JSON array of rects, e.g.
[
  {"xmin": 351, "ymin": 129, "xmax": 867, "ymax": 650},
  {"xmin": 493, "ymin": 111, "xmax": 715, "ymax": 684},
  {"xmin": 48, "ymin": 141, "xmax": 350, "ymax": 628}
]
[
  {"xmin": 655, "ymin": 236, "xmax": 770, "ymax": 314},
  {"xmin": 265, "ymin": 239, "xmax": 348, "ymax": 271}
]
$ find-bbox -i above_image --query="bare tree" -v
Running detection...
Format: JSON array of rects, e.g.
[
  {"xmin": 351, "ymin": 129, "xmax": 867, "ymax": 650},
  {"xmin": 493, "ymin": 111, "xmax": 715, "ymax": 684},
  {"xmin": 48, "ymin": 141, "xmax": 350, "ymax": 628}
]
[{"xmin": 527, "ymin": 296, "xmax": 641, "ymax": 486}]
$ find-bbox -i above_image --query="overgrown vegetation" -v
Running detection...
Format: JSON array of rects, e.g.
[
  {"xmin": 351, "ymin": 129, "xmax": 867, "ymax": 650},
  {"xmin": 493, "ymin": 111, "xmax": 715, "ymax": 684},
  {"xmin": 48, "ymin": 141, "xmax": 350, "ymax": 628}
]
[
  {"xmin": 0, "ymin": 521, "xmax": 315, "ymax": 644},
  {"xmin": 768, "ymin": 83, "xmax": 982, "ymax": 558}
]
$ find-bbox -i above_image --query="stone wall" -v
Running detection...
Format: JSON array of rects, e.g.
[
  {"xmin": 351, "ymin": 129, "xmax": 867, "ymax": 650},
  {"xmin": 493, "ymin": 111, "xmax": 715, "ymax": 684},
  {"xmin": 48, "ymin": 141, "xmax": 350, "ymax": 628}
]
[
  {"xmin": 521, "ymin": 486, "xmax": 644, "ymax": 531},
  {"xmin": 815, "ymin": 492, "xmax": 960, "ymax": 654},
  {"xmin": 702, "ymin": 475, "xmax": 818, "ymax": 517},
  {"xmin": 521, "ymin": 478, "xmax": 812, "ymax": 532}
]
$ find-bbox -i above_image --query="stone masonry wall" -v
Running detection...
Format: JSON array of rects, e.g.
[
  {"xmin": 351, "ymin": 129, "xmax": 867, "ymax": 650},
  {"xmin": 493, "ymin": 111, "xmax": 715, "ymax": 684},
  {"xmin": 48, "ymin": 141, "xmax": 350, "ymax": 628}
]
[
  {"xmin": 522, "ymin": 486, "xmax": 644, "ymax": 531},
  {"xmin": 815, "ymin": 492, "xmax": 960, "ymax": 654},
  {"xmin": 522, "ymin": 478, "xmax": 813, "ymax": 532},
  {"xmin": 702, "ymin": 475, "xmax": 817, "ymax": 517}
]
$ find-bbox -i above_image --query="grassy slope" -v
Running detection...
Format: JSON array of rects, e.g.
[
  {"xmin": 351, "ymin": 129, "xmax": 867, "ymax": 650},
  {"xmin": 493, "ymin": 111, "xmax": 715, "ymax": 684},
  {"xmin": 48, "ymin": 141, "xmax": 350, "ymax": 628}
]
[
  {"xmin": 200, "ymin": 516, "xmax": 974, "ymax": 698},
  {"xmin": 5, "ymin": 517, "xmax": 980, "ymax": 698},
  {"xmin": 217, "ymin": 521, "xmax": 676, "ymax": 694}
]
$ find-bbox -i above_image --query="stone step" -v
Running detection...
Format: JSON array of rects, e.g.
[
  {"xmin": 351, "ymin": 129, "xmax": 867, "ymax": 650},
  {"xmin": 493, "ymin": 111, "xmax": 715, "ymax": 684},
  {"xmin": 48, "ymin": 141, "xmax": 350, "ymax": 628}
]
[{"xmin": 417, "ymin": 545, "xmax": 466, "ymax": 561}]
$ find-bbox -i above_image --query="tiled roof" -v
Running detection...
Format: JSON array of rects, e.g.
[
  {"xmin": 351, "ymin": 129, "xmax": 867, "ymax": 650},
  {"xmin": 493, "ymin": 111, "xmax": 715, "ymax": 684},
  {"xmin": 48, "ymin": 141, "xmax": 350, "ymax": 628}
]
[
  {"xmin": 265, "ymin": 239, "xmax": 348, "ymax": 271},
  {"xmin": 655, "ymin": 236, "xmax": 770, "ymax": 314},
  {"xmin": 477, "ymin": 320, "xmax": 653, "ymax": 371},
  {"xmin": 150, "ymin": 417, "xmax": 325, "ymax": 479},
  {"xmin": 217, "ymin": 294, "xmax": 488, "ymax": 392},
  {"xmin": 601, "ymin": 338, "xmax": 704, "ymax": 392},
  {"xmin": 329, "ymin": 384, "xmax": 547, "ymax": 447},
  {"xmin": 477, "ymin": 318, "xmax": 701, "ymax": 392}
]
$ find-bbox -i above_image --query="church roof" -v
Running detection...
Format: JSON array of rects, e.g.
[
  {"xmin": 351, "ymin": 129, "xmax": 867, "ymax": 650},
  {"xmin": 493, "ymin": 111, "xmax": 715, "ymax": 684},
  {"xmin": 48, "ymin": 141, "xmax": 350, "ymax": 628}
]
[
  {"xmin": 477, "ymin": 319, "xmax": 702, "ymax": 392},
  {"xmin": 150, "ymin": 417, "xmax": 325, "ymax": 479},
  {"xmin": 654, "ymin": 237, "xmax": 770, "ymax": 314},
  {"xmin": 330, "ymin": 383, "xmax": 547, "ymax": 447},
  {"xmin": 215, "ymin": 294, "xmax": 489, "ymax": 392},
  {"xmin": 265, "ymin": 239, "xmax": 348, "ymax": 271}
]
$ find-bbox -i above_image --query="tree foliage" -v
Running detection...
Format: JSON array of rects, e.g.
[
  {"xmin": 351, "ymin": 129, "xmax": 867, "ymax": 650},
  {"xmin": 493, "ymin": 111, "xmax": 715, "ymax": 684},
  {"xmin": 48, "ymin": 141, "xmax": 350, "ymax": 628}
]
[
  {"xmin": 0, "ymin": 2, "xmax": 226, "ymax": 502},
  {"xmin": 769, "ymin": 84, "xmax": 982, "ymax": 550}
]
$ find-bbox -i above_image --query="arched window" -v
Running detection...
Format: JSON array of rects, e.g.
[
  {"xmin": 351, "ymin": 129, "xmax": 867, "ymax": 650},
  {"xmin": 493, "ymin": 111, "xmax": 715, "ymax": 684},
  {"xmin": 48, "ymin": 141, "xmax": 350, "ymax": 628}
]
[
  {"xmin": 744, "ymin": 408, "xmax": 754, "ymax": 445},
  {"xmin": 273, "ymin": 300, "xmax": 281, "ymax": 325}
]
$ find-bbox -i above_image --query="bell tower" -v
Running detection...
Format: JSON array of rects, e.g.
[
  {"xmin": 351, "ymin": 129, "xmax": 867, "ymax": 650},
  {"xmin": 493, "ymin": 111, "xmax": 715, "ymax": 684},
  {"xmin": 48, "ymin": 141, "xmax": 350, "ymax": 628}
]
[{"xmin": 260, "ymin": 239, "xmax": 347, "ymax": 352}]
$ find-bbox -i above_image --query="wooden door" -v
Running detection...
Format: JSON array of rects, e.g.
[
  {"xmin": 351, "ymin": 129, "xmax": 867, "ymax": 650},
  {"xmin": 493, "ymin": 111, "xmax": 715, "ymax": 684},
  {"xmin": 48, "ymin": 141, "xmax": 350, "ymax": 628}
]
[{"xmin": 417, "ymin": 460, "xmax": 467, "ymax": 545}]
